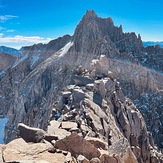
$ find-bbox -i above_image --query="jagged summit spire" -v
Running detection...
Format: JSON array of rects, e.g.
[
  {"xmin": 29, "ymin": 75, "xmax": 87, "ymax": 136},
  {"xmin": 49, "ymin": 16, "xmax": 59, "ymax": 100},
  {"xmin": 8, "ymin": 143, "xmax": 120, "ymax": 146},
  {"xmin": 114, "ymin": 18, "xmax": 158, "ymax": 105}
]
[{"xmin": 82, "ymin": 10, "xmax": 98, "ymax": 19}]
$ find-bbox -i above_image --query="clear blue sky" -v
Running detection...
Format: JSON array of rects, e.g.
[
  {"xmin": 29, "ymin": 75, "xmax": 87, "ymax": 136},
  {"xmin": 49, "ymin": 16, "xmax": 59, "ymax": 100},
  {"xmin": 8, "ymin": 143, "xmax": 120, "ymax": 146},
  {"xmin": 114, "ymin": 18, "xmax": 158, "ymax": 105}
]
[{"xmin": 0, "ymin": 0, "xmax": 163, "ymax": 49}]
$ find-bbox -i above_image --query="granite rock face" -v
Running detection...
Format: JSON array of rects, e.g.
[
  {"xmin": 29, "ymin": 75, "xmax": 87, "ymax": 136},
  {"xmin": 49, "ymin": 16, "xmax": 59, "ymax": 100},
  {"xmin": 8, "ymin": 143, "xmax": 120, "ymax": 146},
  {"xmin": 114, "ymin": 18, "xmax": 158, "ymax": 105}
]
[{"xmin": 0, "ymin": 10, "xmax": 162, "ymax": 162}]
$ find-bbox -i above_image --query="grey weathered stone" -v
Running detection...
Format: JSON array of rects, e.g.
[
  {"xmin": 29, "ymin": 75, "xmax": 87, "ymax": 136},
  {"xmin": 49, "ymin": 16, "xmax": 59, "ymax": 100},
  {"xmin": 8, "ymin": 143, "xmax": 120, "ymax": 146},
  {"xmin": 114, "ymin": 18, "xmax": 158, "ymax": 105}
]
[
  {"xmin": 72, "ymin": 75, "xmax": 94, "ymax": 86},
  {"xmin": 61, "ymin": 91, "xmax": 72, "ymax": 98},
  {"xmin": 61, "ymin": 121, "xmax": 77, "ymax": 130},
  {"xmin": 72, "ymin": 88, "xmax": 89, "ymax": 105},
  {"xmin": 100, "ymin": 154, "xmax": 123, "ymax": 163},
  {"xmin": 131, "ymin": 146, "xmax": 141, "ymax": 159},
  {"xmin": 0, "ymin": 10, "xmax": 162, "ymax": 163},
  {"xmin": 48, "ymin": 120, "xmax": 61, "ymax": 129},
  {"xmin": 44, "ymin": 135, "xmax": 58, "ymax": 142},
  {"xmin": 17, "ymin": 123, "xmax": 47, "ymax": 143},
  {"xmin": 86, "ymin": 83, "xmax": 94, "ymax": 91},
  {"xmin": 69, "ymin": 127, "xmax": 80, "ymax": 133},
  {"xmin": 47, "ymin": 128, "xmax": 71, "ymax": 140}
]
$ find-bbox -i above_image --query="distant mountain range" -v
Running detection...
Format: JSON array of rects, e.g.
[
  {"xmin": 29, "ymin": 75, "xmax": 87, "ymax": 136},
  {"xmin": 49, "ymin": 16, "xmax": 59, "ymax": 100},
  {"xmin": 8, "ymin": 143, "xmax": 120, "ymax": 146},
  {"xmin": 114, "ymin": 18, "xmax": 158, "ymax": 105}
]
[
  {"xmin": 1, "ymin": 42, "xmax": 162, "ymax": 57},
  {"xmin": 143, "ymin": 41, "xmax": 163, "ymax": 48},
  {"xmin": 0, "ymin": 46, "xmax": 21, "ymax": 56}
]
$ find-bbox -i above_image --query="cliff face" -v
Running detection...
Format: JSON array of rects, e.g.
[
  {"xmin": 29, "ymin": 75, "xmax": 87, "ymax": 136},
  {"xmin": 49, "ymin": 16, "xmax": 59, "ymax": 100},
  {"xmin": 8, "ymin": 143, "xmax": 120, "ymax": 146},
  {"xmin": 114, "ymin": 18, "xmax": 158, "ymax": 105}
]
[
  {"xmin": 134, "ymin": 91, "xmax": 163, "ymax": 149},
  {"xmin": 0, "ymin": 35, "xmax": 71, "ymax": 116},
  {"xmin": 142, "ymin": 45, "xmax": 163, "ymax": 72},
  {"xmin": 1, "ymin": 39, "xmax": 73, "ymax": 142},
  {"xmin": 0, "ymin": 10, "xmax": 162, "ymax": 162}
]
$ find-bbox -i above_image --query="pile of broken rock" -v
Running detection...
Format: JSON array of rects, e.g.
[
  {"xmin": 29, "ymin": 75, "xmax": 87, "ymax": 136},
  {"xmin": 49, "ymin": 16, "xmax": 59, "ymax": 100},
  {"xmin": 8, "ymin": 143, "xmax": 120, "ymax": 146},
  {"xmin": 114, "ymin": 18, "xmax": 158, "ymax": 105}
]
[
  {"xmin": 0, "ymin": 123, "xmax": 138, "ymax": 163},
  {"xmin": 0, "ymin": 58, "xmax": 163, "ymax": 163}
]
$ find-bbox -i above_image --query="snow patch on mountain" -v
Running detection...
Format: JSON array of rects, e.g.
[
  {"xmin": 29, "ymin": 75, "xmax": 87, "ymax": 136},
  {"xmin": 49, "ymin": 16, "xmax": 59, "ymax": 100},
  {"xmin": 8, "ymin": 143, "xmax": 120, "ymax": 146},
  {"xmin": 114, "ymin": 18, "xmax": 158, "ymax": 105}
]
[
  {"xmin": 0, "ymin": 71, "xmax": 5, "ymax": 76},
  {"xmin": 31, "ymin": 54, "xmax": 40, "ymax": 67},
  {"xmin": 58, "ymin": 41, "xmax": 73, "ymax": 57},
  {"xmin": 12, "ymin": 53, "xmax": 28, "ymax": 68}
]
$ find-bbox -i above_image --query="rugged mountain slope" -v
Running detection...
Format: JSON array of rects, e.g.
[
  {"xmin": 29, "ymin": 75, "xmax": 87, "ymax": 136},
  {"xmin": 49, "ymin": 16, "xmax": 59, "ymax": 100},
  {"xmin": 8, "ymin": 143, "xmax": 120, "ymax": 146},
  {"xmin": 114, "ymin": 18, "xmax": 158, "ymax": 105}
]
[
  {"xmin": 0, "ymin": 35, "xmax": 71, "ymax": 116},
  {"xmin": 21, "ymin": 34, "xmax": 71, "ymax": 69},
  {"xmin": 0, "ymin": 52, "xmax": 16, "ymax": 71},
  {"xmin": 64, "ymin": 11, "xmax": 163, "ymax": 98},
  {"xmin": 0, "ymin": 10, "xmax": 162, "ymax": 160},
  {"xmin": 134, "ymin": 91, "xmax": 163, "ymax": 149},
  {"xmin": 0, "ymin": 46, "xmax": 21, "ymax": 56},
  {"xmin": 3, "ymin": 41, "xmax": 74, "ymax": 142},
  {"xmin": 0, "ymin": 58, "xmax": 163, "ymax": 162}
]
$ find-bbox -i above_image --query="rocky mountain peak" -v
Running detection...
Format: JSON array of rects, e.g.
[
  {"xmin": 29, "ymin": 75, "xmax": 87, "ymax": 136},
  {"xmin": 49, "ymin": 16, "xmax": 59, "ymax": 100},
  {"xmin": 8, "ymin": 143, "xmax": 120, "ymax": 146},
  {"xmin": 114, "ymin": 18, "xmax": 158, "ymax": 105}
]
[
  {"xmin": 72, "ymin": 10, "xmax": 143, "ymax": 64},
  {"xmin": 83, "ymin": 10, "xmax": 98, "ymax": 19},
  {"xmin": 74, "ymin": 10, "xmax": 114, "ymax": 39},
  {"xmin": 71, "ymin": 11, "xmax": 118, "ymax": 63}
]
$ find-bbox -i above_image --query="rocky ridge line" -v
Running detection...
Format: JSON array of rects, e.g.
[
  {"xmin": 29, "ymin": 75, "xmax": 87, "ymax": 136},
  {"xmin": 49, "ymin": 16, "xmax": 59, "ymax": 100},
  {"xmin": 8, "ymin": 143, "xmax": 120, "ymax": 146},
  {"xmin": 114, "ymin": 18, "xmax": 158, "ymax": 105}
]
[{"xmin": 0, "ymin": 57, "xmax": 162, "ymax": 163}]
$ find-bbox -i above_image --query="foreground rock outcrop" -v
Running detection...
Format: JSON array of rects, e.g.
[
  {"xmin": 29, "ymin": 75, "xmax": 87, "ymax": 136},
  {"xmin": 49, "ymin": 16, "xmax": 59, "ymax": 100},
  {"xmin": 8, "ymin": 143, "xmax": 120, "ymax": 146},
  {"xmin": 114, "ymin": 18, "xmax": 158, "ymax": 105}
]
[{"xmin": 1, "ymin": 63, "xmax": 162, "ymax": 162}]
